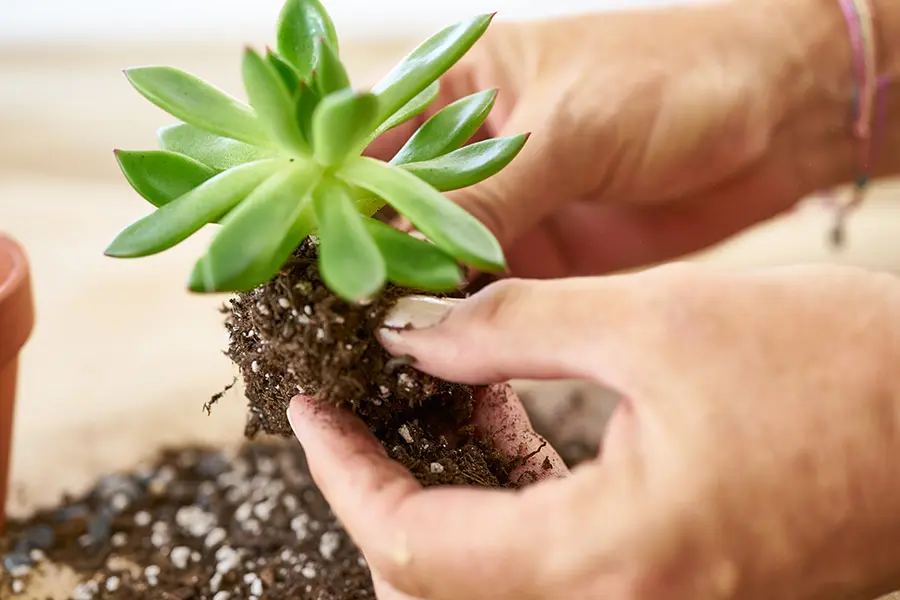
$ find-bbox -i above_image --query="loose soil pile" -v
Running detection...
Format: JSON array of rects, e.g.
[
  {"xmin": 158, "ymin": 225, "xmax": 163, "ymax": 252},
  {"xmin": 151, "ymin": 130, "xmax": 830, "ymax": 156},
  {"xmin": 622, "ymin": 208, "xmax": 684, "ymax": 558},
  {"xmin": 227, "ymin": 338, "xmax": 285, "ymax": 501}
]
[
  {"xmin": 1, "ymin": 441, "xmax": 372, "ymax": 599},
  {"xmin": 220, "ymin": 239, "xmax": 517, "ymax": 488},
  {"xmin": 0, "ymin": 398, "xmax": 597, "ymax": 599}
]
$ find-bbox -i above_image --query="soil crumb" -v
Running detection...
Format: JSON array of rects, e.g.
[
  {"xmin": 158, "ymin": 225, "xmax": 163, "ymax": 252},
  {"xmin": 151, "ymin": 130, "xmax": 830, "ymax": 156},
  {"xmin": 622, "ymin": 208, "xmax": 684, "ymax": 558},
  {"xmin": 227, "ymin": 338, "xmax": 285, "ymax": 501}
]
[
  {"xmin": 1, "ymin": 441, "xmax": 374, "ymax": 599},
  {"xmin": 223, "ymin": 239, "xmax": 514, "ymax": 488}
]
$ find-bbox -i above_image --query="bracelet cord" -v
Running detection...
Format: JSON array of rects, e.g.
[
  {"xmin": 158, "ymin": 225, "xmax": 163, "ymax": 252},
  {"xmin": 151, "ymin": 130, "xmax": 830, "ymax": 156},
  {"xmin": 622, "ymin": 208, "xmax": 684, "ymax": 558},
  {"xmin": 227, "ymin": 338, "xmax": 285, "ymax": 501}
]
[{"xmin": 826, "ymin": 0, "xmax": 882, "ymax": 247}]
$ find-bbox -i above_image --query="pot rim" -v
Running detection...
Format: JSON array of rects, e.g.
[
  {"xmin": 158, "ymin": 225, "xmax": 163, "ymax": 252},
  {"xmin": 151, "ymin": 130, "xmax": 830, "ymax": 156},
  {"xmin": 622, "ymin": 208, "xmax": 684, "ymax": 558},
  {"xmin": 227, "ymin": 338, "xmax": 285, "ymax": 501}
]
[{"xmin": 0, "ymin": 234, "xmax": 34, "ymax": 367}]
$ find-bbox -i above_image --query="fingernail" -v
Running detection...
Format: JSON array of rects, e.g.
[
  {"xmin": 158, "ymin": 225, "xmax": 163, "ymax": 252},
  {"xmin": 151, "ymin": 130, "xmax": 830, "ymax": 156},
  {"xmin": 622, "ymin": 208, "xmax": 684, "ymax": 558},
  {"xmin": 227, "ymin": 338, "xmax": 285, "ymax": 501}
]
[{"xmin": 382, "ymin": 295, "xmax": 461, "ymax": 330}]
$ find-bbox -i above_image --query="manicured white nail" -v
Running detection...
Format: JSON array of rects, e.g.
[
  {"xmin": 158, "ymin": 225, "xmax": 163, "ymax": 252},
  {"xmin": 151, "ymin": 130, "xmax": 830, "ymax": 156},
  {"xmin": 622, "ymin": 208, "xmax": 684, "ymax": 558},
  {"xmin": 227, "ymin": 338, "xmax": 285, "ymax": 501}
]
[{"xmin": 383, "ymin": 295, "xmax": 461, "ymax": 330}]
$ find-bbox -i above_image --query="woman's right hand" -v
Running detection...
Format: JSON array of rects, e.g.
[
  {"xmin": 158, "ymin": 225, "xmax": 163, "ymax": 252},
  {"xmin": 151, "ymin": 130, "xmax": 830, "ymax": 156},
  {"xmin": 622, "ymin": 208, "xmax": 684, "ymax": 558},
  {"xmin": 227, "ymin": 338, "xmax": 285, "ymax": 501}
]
[
  {"xmin": 369, "ymin": 0, "xmax": 858, "ymax": 278},
  {"xmin": 291, "ymin": 262, "xmax": 900, "ymax": 600}
]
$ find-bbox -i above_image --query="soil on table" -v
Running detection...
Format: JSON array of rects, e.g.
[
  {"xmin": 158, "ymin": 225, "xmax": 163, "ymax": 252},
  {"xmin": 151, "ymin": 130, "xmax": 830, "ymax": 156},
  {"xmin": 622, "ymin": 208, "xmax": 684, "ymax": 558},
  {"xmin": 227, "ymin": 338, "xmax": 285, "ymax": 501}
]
[
  {"xmin": 0, "ymin": 391, "xmax": 597, "ymax": 599},
  {"xmin": 1, "ymin": 441, "xmax": 374, "ymax": 599},
  {"xmin": 219, "ymin": 238, "xmax": 518, "ymax": 489}
]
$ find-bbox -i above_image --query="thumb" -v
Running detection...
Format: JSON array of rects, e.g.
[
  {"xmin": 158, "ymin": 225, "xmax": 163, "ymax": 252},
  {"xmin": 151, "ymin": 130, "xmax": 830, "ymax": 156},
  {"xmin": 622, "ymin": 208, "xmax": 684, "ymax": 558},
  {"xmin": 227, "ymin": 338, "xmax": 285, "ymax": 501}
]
[
  {"xmin": 445, "ymin": 97, "xmax": 565, "ymax": 250},
  {"xmin": 377, "ymin": 275, "xmax": 662, "ymax": 393}
]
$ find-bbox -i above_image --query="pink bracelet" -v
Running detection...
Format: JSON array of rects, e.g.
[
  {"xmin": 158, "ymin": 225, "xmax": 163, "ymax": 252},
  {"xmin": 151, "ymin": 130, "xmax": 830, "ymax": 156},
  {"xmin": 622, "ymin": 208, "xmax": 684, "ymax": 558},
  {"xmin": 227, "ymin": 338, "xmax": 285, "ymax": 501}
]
[{"xmin": 824, "ymin": 0, "xmax": 882, "ymax": 247}]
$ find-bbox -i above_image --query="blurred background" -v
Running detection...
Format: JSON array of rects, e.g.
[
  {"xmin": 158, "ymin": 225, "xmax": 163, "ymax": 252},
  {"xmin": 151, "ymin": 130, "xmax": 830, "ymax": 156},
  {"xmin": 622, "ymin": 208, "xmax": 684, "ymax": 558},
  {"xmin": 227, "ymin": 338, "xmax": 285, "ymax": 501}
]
[{"xmin": 2, "ymin": 0, "xmax": 900, "ymax": 523}]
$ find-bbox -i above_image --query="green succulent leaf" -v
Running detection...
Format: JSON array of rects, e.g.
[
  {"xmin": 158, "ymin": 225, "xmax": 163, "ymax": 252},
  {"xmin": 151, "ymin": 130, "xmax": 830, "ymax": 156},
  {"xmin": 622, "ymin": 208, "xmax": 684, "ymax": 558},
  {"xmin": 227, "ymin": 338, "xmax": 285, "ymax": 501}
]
[
  {"xmin": 391, "ymin": 89, "xmax": 496, "ymax": 164},
  {"xmin": 401, "ymin": 134, "xmax": 528, "ymax": 191},
  {"xmin": 266, "ymin": 49, "xmax": 302, "ymax": 95},
  {"xmin": 370, "ymin": 13, "xmax": 493, "ymax": 124},
  {"xmin": 312, "ymin": 39, "xmax": 350, "ymax": 97},
  {"xmin": 276, "ymin": 0, "xmax": 339, "ymax": 79},
  {"xmin": 189, "ymin": 164, "xmax": 321, "ymax": 292},
  {"xmin": 158, "ymin": 123, "xmax": 276, "ymax": 171},
  {"xmin": 338, "ymin": 157, "xmax": 505, "ymax": 272},
  {"xmin": 105, "ymin": 159, "xmax": 283, "ymax": 258},
  {"xmin": 295, "ymin": 83, "xmax": 320, "ymax": 147},
  {"xmin": 312, "ymin": 177, "xmax": 387, "ymax": 302},
  {"xmin": 372, "ymin": 81, "xmax": 439, "ymax": 139},
  {"xmin": 363, "ymin": 218, "xmax": 462, "ymax": 291},
  {"xmin": 124, "ymin": 66, "xmax": 265, "ymax": 146},
  {"xmin": 312, "ymin": 90, "xmax": 379, "ymax": 165},
  {"xmin": 115, "ymin": 150, "xmax": 217, "ymax": 209},
  {"xmin": 243, "ymin": 48, "xmax": 310, "ymax": 154}
]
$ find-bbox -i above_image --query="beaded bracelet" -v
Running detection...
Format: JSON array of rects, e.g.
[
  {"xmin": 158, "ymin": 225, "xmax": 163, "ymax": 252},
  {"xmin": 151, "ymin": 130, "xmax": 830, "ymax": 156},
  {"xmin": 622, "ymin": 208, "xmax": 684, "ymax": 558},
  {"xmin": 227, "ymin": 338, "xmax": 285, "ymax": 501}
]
[{"xmin": 824, "ymin": 0, "xmax": 882, "ymax": 247}]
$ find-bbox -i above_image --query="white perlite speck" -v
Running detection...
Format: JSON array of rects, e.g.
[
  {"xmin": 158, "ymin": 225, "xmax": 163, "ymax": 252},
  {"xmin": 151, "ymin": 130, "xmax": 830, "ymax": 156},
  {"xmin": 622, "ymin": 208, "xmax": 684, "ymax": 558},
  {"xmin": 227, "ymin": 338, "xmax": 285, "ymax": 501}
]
[
  {"xmin": 175, "ymin": 505, "xmax": 217, "ymax": 537},
  {"xmin": 212, "ymin": 592, "xmax": 231, "ymax": 600},
  {"xmin": 11, "ymin": 580, "xmax": 24, "ymax": 594},
  {"xmin": 205, "ymin": 527, "xmax": 227, "ymax": 548},
  {"xmin": 105, "ymin": 576, "xmax": 120, "ymax": 592},
  {"xmin": 250, "ymin": 578, "xmax": 264, "ymax": 596},
  {"xmin": 278, "ymin": 297, "xmax": 290, "ymax": 309},
  {"xmin": 398, "ymin": 373, "xmax": 414, "ymax": 390},
  {"xmin": 110, "ymin": 492, "xmax": 130, "ymax": 512},
  {"xmin": 151, "ymin": 530, "xmax": 169, "ymax": 548},
  {"xmin": 234, "ymin": 502, "xmax": 252, "ymax": 522},
  {"xmin": 318, "ymin": 531, "xmax": 341, "ymax": 561},
  {"xmin": 134, "ymin": 511, "xmax": 152, "ymax": 526},
  {"xmin": 72, "ymin": 581, "xmax": 99, "ymax": 600},
  {"xmin": 301, "ymin": 563, "xmax": 317, "ymax": 578},
  {"xmin": 253, "ymin": 500, "xmax": 274, "ymax": 521},
  {"xmin": 145, "ymin": 565, "xmax": 160, "ymax": 586},
  {"xmin": 429, "ymin": 462, "xmax": 445, "ymax": 474},
  {"xmin": 111, "ymin": 532, "xmax": 128, "ymax": 548},
  {"xmin": 251, "ymin": 360, "xmax": 260, "ymax": 373},
  {"xmin": 210, "ymin": 572, "xmax": 224, "ymax": 593},
  {"xmin": 216, "ymin": 546, "xmax": 240, "ymax": 574},
  {"xmin": 398, "ymin": 424, "xmax": 414, "ymax": 444},
  {"xmin": 170, "ymin": 546, "xmax": 191, "ymax": 569},
  {"xmin": 291, "ymin": 514, "xmax": 310, "ymax": 541}
]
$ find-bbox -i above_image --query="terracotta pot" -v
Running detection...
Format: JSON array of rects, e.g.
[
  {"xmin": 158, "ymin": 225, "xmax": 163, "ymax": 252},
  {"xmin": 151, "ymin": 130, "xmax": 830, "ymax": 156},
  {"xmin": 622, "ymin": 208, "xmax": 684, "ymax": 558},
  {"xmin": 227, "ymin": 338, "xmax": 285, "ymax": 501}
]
[{"xmin": 0, "ymin": 234, "xmax": 34, "ymax": 533}]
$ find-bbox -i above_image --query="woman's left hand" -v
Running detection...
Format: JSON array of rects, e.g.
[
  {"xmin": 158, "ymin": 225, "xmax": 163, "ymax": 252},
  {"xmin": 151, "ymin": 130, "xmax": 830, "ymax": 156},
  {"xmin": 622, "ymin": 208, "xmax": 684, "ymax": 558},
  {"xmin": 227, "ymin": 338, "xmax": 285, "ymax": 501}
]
[{"xmin": 289, "ymin": 263, "xmax": 900, "ymax": 600}]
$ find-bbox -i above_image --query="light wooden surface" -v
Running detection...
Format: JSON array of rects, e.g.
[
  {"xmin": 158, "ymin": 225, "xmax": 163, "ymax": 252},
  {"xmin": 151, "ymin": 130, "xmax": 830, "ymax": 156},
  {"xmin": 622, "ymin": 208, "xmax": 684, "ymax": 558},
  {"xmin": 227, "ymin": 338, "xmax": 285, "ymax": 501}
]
[{"xmin": 1, "ymin": 42, "xmax": 899, "ymax": 599}]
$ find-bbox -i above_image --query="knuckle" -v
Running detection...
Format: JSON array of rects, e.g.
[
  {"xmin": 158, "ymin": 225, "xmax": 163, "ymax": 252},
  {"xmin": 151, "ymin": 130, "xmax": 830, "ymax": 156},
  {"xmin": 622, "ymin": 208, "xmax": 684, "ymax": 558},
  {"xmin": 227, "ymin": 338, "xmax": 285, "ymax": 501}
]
[{"xmin": 468, "ymin": 278, "xmax": 535, "ymax": 327}]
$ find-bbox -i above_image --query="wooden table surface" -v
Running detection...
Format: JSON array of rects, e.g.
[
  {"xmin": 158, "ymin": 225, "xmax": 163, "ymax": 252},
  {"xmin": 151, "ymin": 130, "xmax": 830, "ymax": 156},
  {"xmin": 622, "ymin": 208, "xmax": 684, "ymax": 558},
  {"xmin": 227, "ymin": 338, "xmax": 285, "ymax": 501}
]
[{"xmin": 2, "ymin": 41, "xmax": 899, "ymax": 599}]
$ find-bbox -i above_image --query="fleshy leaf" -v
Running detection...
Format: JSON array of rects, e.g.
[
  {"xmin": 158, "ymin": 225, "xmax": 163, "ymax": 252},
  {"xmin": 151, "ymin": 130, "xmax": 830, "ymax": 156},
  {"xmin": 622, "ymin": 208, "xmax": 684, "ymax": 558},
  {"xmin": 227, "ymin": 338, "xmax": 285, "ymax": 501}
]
[
  {"xmin": 338, "ymin": 157, "xmax": 505, "ymax": 271},
  {"xmin": 295, "ymin": 83, "xmax": 320, "ymax": 147},
  {"xmin": 312, "ymin": 177, "xmax": 387, "ymax": 302},
  {"xmin": 401, "ymin": 134, "xmax": 528, "ymax": 191},
  {"xmin": 371, "ymin": 81, "xmax": 439, "ymax": 139},
  {"xmin": 158, "ymin": 123, "xmax": 276, "ymax": 171},
  {"xmin": 105, "ymin": 159, "xmax": 282, "ymax": 258},
  {"xmin": 124, "ymin": 66, "xmax": 265, "ymax": 146},
  {"xmin": 276, "ymin": 0, "xmax": 339, "ymax": 79},
  {"xmin": 370, "ymin": 14, "xmax": 493, "ymax": 124},
  {"xmin": 391, "ymin": 89, "xmax": 496, "ymax": 164},
  {"xmin": 363, "ymin": 218, "xmax": 462, "ymax": 291},
  {"xmin": 115, "ymin": 150, "xmax": 216, "ymax": 209},
  {"xmin": 242, "ymin": 48, "xmax": 309, "ymax": 155},
  {"xmin": 267, "ymin": 49, "xmax": 302, "ymax": 95},
  {"xmin": 312, "ymin": 90, "xmax": 379, "ymax": 165},
  {"xmin": 189, "ymin": 164, "xmax": 321, "ymax": 292},
  {"xmin": 312, "ymin": 39, "xmax": 350, "ymax": 97}
]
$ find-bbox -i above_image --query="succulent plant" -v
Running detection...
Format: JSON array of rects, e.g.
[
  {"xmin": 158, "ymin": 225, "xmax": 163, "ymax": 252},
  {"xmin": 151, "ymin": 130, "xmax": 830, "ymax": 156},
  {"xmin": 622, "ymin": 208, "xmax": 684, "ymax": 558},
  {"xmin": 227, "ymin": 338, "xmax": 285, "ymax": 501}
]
[{"xmin": 105, "ymin": 0, "xmax": 527, "ymax": 303}]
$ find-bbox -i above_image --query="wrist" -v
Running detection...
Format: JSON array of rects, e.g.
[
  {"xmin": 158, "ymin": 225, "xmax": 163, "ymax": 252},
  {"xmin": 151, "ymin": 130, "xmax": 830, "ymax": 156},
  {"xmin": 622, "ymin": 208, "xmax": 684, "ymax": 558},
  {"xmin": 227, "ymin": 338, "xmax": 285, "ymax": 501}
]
[{"xmin": 732, "ymin": 0, "xmax": 900, "ymax": 196}]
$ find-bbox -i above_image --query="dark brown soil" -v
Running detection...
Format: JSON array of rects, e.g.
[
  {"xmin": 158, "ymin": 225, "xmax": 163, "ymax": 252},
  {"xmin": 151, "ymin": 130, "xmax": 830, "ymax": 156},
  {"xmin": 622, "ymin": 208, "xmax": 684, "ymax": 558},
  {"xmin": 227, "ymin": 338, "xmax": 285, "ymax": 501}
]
[
  {"xmin": 1, "ymin": 441, "xmax": 373, "ymax": 599},
  {"xmin": 219, "ymin": 239, "xmax": 516, "ymax": 489},
  {"xmin": 0, "ymin": 390, "xmax": 596, "ymax": 599}
]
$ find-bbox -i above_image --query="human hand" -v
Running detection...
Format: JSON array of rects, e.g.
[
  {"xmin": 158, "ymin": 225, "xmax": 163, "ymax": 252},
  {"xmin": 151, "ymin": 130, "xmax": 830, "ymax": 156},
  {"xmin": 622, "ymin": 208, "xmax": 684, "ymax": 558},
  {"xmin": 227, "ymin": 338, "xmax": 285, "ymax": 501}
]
[
  {"xmin": 288, "ymin": 384, "xmax": 567, "ymax": 600},
  {"xmin": 290, "ymin": 263, "xmax": 900, "ymax": 600},
  {"xmin": 368, "ymin": 0, "xmax": 859, "ymax": 278}
]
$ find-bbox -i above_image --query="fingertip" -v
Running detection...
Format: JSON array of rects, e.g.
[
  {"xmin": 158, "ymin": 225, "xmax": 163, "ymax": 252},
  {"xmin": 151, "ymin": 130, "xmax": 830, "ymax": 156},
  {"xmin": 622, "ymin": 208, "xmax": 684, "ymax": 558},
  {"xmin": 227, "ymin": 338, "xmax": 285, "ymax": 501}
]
[{"xmin": 472, "ymin": 385, "xmax": 570, "ymax": 482}]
